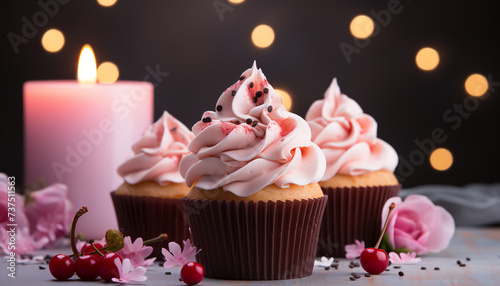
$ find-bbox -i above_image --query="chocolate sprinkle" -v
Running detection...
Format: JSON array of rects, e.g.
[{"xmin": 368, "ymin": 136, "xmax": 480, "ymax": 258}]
[
  {"xmin": 434, "ymin": 267, "xmax": 440, "ymax": 271},
  {"xmin": 398, "ymin": 271, "xmax": 404, "ymax": 276},
  {"xmin": 353, "ymin": 262, "xmax": 360, "ymax": 267},
  {"xmin": 325, "ymin": 267, "xmax": 330, "ymax": 270},
  {"xmin": 385, "ymin": 268, "xmax": 390, "ymax": 271},
  {"xmin": 231, "ymin": 90, "xmax": 236, "ymax": 96},
  {"xmin": 364, "ymin": 273, "xmax": 371, "ymax": 277},
  {"xmin": 263, "ymin": 87, "xmax": 269, "ymax": 93},
  {"xmin": 159, "ymin": 262, "xmax": 164, "ymax": 267},
  {"xmin": 249, "ymin": 82, "xmax": 254, "ymax": 88},
  {"xmin": 460, "ymin": 264, "xmax": 467, "ymax": 267},
  {"xmin": 202, "ymin": 117, "xmax": 212, "ymax": 123},
  {"xmin": 457, "ymin": 260, "xmax": 462, "ymax": 265},
  {"xmin": 179, "ymin": 278, "xmax": 183, "ymax": 281},
  {"xmin": 388, "ymin": 260, "xmax": 392, "ymax": 266},
  {"xmin": 394, "ymin": 265, "xmax": 401, "ymax": 269},
  {"xmin": 246, "ymin": 118, "xmax": 253, "ymax": 125},
  {"xmin": 39, "ymin": 266, "xmax": 45, "ymax": 270},
  {"xmin": 349, "ymin": 277, "xmax": 356, "ymax": 281},
  {"xmin": 421, "ymin": 267, "xmax": 426, "ymax": 270},
  {"xmin": 252, "ymin": 120, "xmax": 258, "ymax": 127},
  {"xmin": 351, "ymin": 273, "xmax": 361, "ymax": 279},
  {"xmin": 466, "ymin": 257, "xmax": 471, "ymax": 261},
  {"xmin": 165, "ymin": 272, "xmax": 171, "ymax": 275},
  {"xmin": 256, "ymin": 91, "xmax": 263, "ymax": 98},
  {"xmin": 216, "ymin": 105, "xmax": 223, "ymax": 112},
  {"xmin": 252, "ymin": 97, "xmax": 258, "ymax": 103},
  {"xmin": 239, "ymin": 75, "xmax": 246, "ymax": 81},
  {"xmin": 268, "ymin": 106, "xmax": 273, "ymax": 113}
]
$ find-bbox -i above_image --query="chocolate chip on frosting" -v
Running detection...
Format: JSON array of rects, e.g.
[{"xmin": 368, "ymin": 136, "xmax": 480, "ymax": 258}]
[
  {"xmin": 239, "ymin": 75, "xmax": 246, "ymax": 81},
  {"xmin": 216, "ymin": 105, "xmax": 223, "ymax": 112},
  {"xmin": 252, "ymin": 97, "xmax": 258, "ymax": 103},
  {"xmin": 249, "ymin": 82, "xmax": 254, "ymax": 88},
  {"xmin": 263, "ymin": 87, "xmax": 269, "ymax": 93},
  {"xmin": 252, "ymin": 120, "xmax": 258, "ymax": 127},
  {"xmin": 256, "ymin": 91, "xmax": 263, "ymax": 98},
  {"xmin": 246, "ymin": 118, "xmax": 252, "ymax": 125},
  {"xmin": 267, "ymin": 106, "xmax": 273, "ymax": 113},
  {"xmin": 231, "ymin": 90, "xmax": 236, "ymax": 96},
  {"xmin": 202, "ymin": 117, "xmax": 212, "ymax": 123}
]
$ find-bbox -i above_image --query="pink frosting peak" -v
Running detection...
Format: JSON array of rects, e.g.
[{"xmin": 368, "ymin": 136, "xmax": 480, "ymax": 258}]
[
  {"xmin": 118, "ymin": 111, "xmax": 194, "ymax": 185},
  {"xmin": 305, "ymin": 78, "xmax": 398, "ymax": 181},
  {"xmin": 180, "ymin": 62, "xmax": 326, "ymax": 197}
]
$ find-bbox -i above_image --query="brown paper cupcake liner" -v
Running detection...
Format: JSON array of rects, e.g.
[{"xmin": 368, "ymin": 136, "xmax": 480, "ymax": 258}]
[
  {"xmin": 111, "ymin": 191, "xmax": 190, "ymax": 259},
  {"xmin": 316, "ymin": 185, "xmax": 400, "ymax": 258},
  {"xmin": 182, "ymin": 196, "xmax": 327, "ymax": 280}
]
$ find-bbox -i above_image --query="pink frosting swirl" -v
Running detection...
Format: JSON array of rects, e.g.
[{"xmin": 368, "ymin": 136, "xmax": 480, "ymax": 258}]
[
  {"xmin": 305, "ymin": 78, "xmax": 398, "ymax": 181},
  {"xmin": 180, "ymin": 62, "xmax": 326, "ymax": 197},
  {"xmin": 118, "ymin": 111, "xmax": 194, "ymax": 185}
]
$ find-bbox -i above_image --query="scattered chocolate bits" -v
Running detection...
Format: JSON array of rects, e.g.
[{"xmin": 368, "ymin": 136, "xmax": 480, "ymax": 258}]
[
  {"xmin": 434, "ymin": 267, "xmax": 440, "ymax": 271},
  {"xmin": 249, "ymin": 82, "xmax": 254, "ymax": 88},
  {"xmin": 398, "ymin": 271, "xmax": 404, "ymax": 277},
  {"xmin": 202, "ymin": 117, "xmax": 212, "ymax": 123},
  {"xmin": 331, "ymin": 263, "xmax": 339, "ymax": 269},
  {"xmin": 349, "ymin": 277, "xmax": 356, "ymax": 281},
  {"xmin": 252, "ymin": 120, "xmax": 258, "ymax": 127},
  {"xmin": 165, "ymin": 272, "xmax": 171, "ymax": 275},
  {"xmin": 388, "ymin": 260, "xmax": 392, "ymax": 266},
  {"xmin": 364, "ymin": 273, "xmax": 371, "ymax": 277},
  {"xmin": 252, "ymin": 97, "xmax": 258, "ymax": 103},
  {"xmin": 460, "ymin": 263, "xmax": 467, "ymax": 267},
  {"xmin": 394, "ymin": 265, "xmax": 401, "ymax": 269},
  {"xmin": 348, "ymin": 261, "xmax": 360, "ymax": 269},
  {"xmin": 457, "ymin": 260, "xmax": 462, "ymax": 265},
  {"xmin": 39, "ymin": 266, "xmax": 45, "ymax": 270},
  {"xmin": 255, "ymin": 91, "xmax": 263, "ymax": 98},
  {"xmin": 216, "ymin": 105, "xmax": 223, "ymax": 112},
  {"xmin": 246, "ymin": 118, "xmax": 253, "ymax": 125},
  {"xmin": 179, "ymin": 278, "xmax": 183, "ymax": 281},
  {"xmin": 351, "ymin": 273, "xmax": 361, "ymax": 279},
  {"xmin": 263, "ymin": 87, "xmax": 269, "ymax": 93},
  {"xmin": 325, "ymin": 267, "xmax": 330, "ymax": 270},
  {"xmin": 231, "ymin": 90, "xmax": 236, "ymax": 96},
  {"xmin": 466, "ymin": 257, "xmax": 471, "ymax": 261},
  {"xmin": 159, "ymin": 262, "xmax": 164, "ymax": 267},
  {"xmin": 385, "ymin": 268, "xmax": 390, "ymax": 271},
  {"xmin": 267, "ymin": 105, "xmax": 273, "ymax": 113},
  {"xmin": 239, "ymin": 75, "xmax": 246, "ymax": 81},
  {"xmin": 421, "ymin": 267, "xmax": 426, "ymax": 270}
]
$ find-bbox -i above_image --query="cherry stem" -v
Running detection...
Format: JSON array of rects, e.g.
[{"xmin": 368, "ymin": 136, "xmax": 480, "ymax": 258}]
[
  {"xmin": 143, "ymin": 233, "xmax": 168, "ymax": 246},
  {"xmin": 374, "ymin": 202, "xmax": 396, "ymax": 249},
  {"xmin": 70, "ymin": 206, "xmax": 88, "ymax": 258},
  {"xmin": 89, "ymin": 239, "xmax": 104, "ymax": 256}
]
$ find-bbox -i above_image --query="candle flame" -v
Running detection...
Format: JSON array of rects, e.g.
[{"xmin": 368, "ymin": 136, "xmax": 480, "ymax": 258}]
[{"xmin": 77, "ymin": 44, "xmax": 97, "ymax": 84}]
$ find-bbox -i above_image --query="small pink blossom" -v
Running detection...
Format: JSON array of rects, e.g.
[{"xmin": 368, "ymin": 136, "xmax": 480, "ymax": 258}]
[
  {"xmin": 389, "ymin": 252, "xmax": 422, "ymax": 264},
  {"xmin": 382, "ymin": 195, "xmax": 455, "ymax": 255},
  {"xmin": 111, "ymin": 258, "xmax": 147, "ymax": 284},
  {"xmin": 162, "ymin": 239, "xmax": 200, "ymax": 268},
  {"xmin": 345, "ymin": 239, "xmax": 365, "ymax": 259},
  {"xmin": 117, "ymin": 236, "xmax": 156, "ymax": 268}
]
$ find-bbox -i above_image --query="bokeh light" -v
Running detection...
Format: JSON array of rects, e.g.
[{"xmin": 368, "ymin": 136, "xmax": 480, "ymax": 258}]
[
  {"xmin": 228, "ymin": 0, "xmax": 245, "ymax": 4},
  {"xmin": 41, "ymin": 29, "xmax": 65, "ymax": 53},
  {"xmin": 430, "ymin": 148, "xmax": 453, "ymax": 171},
  {"xmin": 275, "ymin": 89, "xmax": 292, "ymax": 111},
  {"xmin": 97, "ymin": 0, "xmax": 117, "ymax": 7},
  {"xmin": 465, "ymin": 74, "xmax": 488, "ymax": 97},
  {"xmin": 350, "ymin": 15, "xmax": 374, "ymax": 39},
  {"xmin": 251, "ymin": 24, "xmax": 275, "ymax": 48},
  {"xmin": 97, "ymin": 62, "xmax": 119, "ymax": 83},
  {"xmin": 416, "ymin": 47, "xmax": 440, "ymax": 71}
]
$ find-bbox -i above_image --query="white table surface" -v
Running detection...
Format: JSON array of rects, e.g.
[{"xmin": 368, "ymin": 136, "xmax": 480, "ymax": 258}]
[{"xmin": 2, "ymin": 227, "xmax": 499, "ymax": 285}]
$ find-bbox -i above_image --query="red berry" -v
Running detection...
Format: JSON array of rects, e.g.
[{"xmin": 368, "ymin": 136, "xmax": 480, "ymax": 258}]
[
  {"xmin": 98, "ymin": 252, "xmax": 122, "ymax": 282},
  {"xmin": 49, "ymin": 254, "xmax": 75, "ymax": 280},
  {"xmin": 360, "ymin": 248, "xmax": 389, "ymax": 274},
  {"xmin": 81, "ymin": 243, "xmax": 106, "ymax": 258},
  {"xmin": 75, "ymin": 255, "xmax": 99, "ymax": 281},
  {"xmin": 180, "ymin": 262, "xmax": 205, "ymax": 285}
]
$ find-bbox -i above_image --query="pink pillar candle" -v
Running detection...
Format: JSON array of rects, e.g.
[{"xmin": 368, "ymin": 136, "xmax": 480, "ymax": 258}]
[{"xmin": 24, "ymin": 80, "xmax": 153, "ymax": 238}]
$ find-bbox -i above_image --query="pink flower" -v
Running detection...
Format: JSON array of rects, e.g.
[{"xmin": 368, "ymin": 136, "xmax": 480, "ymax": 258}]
[
  {"xmin": 111, "ymin": 258, "xmax": 147, "ymax": 284},
  {"xmin": 389, "ymin": 252, "xmax": 422, "ymax": 264},
  {"xmin": 345, "ymin": 239, "xmax": 365, "ymax": 259},
  {"xmin": 162, "ymin": 239, "xmax": 200, "ymax": 268},
  {"xmin": 117, "ymin": 236, "xmax": 156, "ymax": 268},
  {"xmin": 24, "ymin": 183, "xmax": 72, "ymax": 247},
  {"xmin": 382, "ymin": 195, "xmax": 455, "ymax": 255}
]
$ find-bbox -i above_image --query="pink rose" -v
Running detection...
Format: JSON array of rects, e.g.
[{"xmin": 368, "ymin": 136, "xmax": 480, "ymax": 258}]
[{"xmin": 382, "ymin": 195, "xmax": 455, "ymax": 255}]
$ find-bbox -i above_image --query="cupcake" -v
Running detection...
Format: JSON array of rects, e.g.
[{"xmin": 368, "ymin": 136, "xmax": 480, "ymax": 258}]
[
  {"xmin": 111, "ymin": 111, "xmax": 194, "ymax": 258},
  {"xmin": 180, "ymin": 62, "xmax": 327, "ymax": 280},
  {"xmin": 305, "ymin": 78, "xmax": 400, "ymax": 258}
]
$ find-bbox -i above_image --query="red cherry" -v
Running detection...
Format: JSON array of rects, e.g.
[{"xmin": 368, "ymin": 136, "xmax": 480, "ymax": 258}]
[
  {"xmin": 360, "ymin": 248, "xmax": 389, "ymax": 274},
  {"xmin": 81, "ymin": 243, "xmax": 106, "ymax": 258},
  {"xmin": 75, "ymin": 255, "xmax": 100, "ymax": 281},
  {"xmin": 360, "ymin": 202, "xmax": 396, "ymax": 275},
  {"xmin": 49, "ymin": 254, "xmax": 75, "ymax": 280},
  {"xmin": 180, "ymin": 262, "xmax": 205, "ymax": 285},
  {"xmin": 98, "ymin": 252, "xmax": 122, "ymax": 282}
]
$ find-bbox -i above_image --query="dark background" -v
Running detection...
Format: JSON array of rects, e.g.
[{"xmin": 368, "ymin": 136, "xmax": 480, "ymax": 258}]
[{"xmin": 2, "ymin": 0, "xmax": 499, "ymax": 188}]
